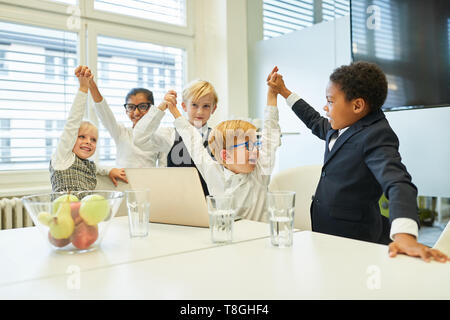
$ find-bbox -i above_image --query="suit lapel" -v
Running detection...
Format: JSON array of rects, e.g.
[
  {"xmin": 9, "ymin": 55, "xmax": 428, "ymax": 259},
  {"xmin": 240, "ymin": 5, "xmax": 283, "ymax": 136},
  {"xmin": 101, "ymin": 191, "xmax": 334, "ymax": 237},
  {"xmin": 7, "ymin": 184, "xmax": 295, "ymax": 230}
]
[
  {"xmin": 323, "ymin": 125, "xmax": 361, "ymax": 166},
  {"xmin": 323, "ymin": 109, "xmax": 385, "ymax": 167},
  {"xmin": 324, "ymin": 129, "xmax": 338, "ymax": 161}
]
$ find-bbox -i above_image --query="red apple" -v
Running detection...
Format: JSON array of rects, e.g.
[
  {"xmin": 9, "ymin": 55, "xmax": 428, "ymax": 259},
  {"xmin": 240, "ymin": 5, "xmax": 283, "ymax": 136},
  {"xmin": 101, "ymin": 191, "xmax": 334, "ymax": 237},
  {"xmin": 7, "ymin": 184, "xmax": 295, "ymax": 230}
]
[
  {"xmin": 70, "ymin": 202, "xmax": 82, "ymax": 225},
  {"xmin": 71, "ymin": 222, "xmax": 98, "ymax": 250},
  {"xmin": 48, "ymin": 231, "xmax": 71, "ymax": 248}
]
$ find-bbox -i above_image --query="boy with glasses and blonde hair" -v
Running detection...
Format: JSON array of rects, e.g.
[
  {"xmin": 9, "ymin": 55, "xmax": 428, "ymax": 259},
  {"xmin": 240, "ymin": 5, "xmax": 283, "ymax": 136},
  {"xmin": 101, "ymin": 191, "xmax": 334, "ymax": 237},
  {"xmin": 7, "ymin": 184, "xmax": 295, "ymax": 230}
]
[{"xmin": 159, "ymin": 68, "xmax": 281, "ymax": 222}]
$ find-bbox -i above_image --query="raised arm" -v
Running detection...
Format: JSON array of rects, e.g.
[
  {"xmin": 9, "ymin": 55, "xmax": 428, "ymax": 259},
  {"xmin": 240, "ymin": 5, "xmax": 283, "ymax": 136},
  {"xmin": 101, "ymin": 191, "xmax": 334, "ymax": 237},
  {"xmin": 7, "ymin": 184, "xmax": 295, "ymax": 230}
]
[
  {"xmin": 89, "ymin": 76, "xmax": 125, "ymax": 142},
  {"xmin": 258, "ymin": 70, "xmax": 281, "ymax": 175},
  {"xmin": 133, "ymin": 90, "xmax": 177, "ymax": 153},
  {"xmin": 167, "ymin": 101, "xmax": 225, "ymax": 194},
  {"xmin": 51, "ymin": 66, "xmax": 90, "ymax": 170},
  {"xmin": 267, "ymin": 67, "xmax": 330, "ymax": 140},
  {"xmin": 88, "ymin": 75, "xmax": 103, "ymax": 103}
]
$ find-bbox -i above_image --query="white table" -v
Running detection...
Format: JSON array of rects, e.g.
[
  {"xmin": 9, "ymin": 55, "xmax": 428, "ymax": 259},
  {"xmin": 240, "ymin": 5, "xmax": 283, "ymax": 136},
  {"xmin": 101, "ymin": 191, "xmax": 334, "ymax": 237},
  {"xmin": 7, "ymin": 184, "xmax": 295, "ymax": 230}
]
[
  {"xmin": 0, "ymin": 216, "xmax": 270, "ymax": 289},
  {"xmin": 1, "ymin": 217, "xmax": 449, "ymax": 300}
]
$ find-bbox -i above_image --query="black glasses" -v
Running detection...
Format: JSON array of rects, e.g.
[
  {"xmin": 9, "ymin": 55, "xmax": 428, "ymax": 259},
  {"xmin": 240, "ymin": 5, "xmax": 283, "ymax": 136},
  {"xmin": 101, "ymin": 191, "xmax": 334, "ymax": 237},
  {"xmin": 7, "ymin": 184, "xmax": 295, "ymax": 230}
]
[{"xmin": 123, "ymin": 103, "xmax": 152, "ymax": 112}]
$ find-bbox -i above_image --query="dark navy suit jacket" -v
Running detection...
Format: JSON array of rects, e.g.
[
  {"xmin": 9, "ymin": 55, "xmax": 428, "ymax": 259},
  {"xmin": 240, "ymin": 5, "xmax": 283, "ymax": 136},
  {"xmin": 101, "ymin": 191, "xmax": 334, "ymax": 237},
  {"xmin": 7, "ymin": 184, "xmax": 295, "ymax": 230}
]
[{"xmin": 292, "ymin": 99, "xmax": 419, "ymax": 244}]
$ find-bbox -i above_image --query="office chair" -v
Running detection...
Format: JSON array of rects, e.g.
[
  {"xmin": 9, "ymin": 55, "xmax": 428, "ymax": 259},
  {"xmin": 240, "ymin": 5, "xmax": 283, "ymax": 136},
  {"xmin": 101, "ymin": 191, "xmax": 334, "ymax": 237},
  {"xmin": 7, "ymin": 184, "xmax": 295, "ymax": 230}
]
[{"xmin": 268, "ymin": 165, "xmax": 322, "ymax": 231}]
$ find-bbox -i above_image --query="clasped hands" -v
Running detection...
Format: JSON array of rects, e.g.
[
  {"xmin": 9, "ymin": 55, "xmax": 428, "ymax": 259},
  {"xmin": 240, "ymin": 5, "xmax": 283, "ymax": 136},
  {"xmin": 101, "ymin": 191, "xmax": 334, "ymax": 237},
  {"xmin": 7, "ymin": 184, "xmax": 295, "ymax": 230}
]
[
  {"xmin": 158, "ymin": 90, "xmax": 181, "ymax": 119},
  {"xmin": 266, "ymin": 66, "xmax": 292, "ymax": 99},
  {"xmin": 75, "ymin": 66, "xmax": 94, "ymax": 93}
]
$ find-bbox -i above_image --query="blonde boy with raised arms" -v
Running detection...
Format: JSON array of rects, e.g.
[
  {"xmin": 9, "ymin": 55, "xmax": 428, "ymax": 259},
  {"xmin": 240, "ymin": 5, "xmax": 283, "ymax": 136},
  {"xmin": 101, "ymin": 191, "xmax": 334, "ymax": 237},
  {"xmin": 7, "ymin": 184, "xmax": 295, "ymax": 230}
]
[
  {"xmin": 161, "ymin": 69, "xmax": 281, "ymax": 222},
  {"xmin": 133, "ymin": 80, "xmax": 218, "ymax": 196}
]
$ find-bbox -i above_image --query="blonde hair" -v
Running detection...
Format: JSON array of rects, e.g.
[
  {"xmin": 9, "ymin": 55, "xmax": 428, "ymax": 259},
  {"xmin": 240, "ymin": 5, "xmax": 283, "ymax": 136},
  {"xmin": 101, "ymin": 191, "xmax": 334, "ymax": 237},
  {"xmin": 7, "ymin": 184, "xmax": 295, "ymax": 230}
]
[
  {"xmin": 182, "ymin": 80, "xmax": 218, "ymax": 105},
  {"xmin": 208, "ymin": 120, "xmax": 257, "ymax": 159},
  {"xmin": 79, "ymin": 121, "xmax": 98, "ymax": 137}
]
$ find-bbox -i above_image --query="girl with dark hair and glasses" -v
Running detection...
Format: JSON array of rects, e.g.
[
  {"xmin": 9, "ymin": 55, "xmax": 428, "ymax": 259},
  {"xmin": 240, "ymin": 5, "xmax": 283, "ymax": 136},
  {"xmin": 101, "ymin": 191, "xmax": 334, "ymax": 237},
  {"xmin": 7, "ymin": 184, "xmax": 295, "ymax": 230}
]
[{"xmin": 88, "ymin": 72, "xmax": 175, "ymax": 169}]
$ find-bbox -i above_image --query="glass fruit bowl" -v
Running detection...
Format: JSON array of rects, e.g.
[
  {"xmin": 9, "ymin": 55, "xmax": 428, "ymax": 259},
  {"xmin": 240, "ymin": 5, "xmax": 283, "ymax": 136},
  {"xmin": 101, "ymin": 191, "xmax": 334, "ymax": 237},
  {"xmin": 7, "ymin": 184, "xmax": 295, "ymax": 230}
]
[{"xmin": 22, "ymin": 190, "xmax": 124, "ymax": 254}]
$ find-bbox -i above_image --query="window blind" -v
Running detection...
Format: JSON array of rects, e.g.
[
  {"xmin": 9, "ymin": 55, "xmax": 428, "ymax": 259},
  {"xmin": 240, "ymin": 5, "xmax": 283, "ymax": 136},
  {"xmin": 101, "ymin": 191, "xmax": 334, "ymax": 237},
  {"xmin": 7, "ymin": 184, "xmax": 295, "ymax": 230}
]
[
  {"xmin": 49, "ymin": 0, "xmax": 77, "ymax": 5},
  {"xmin": 263, "ymin": 0, "xmax": 350, "ymax": 40},
  {"xmin": 322, "ymin": 0, "xmax": 350, "ymax": 22},
  {"xmin": 0, "ymin": 21, "xmax": 78, "ymax": 170},
  {"xmin": 96, "ymin": 35, "xmax": 185, "ymax": 163},
  {"xmin": 94, "ymin": 0, "xmax": 186, "ymax": 26},
  {"xmin": 263, "ymin": 0, "xmax": 314, "ymax": 40}
]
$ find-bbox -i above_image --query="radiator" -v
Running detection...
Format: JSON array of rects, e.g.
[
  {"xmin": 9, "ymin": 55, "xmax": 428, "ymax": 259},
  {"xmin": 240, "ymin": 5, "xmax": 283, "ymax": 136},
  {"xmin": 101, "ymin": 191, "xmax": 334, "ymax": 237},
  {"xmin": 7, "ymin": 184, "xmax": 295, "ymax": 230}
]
[{"xmin": 0, "ymin": 197, "xmax": 34, "ymax": 230}]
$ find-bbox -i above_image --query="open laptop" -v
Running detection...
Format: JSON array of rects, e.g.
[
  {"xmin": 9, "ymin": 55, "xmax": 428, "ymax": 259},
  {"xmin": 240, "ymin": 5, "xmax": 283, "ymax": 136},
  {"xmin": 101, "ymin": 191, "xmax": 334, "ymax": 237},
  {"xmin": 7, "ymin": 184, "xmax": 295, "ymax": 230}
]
[{"xmin": 96, "ymin": 167, "xmax": 209, "ymax": 228}]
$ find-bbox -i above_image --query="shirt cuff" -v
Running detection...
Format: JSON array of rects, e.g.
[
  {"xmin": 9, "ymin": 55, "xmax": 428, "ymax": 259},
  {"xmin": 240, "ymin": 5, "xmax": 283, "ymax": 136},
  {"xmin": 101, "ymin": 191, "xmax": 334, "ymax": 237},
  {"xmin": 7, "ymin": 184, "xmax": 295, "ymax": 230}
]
[
  {"xmin": 286, "ymin": 92, "xmax": 301, "ymax": 108},
  {"xmin": 94, "ymin": 97, "xmax": 108, "ymax": 108},
  {"xmin": 151, "ymin": 106, "xmax": 165, "ymax": 120},
  {"xmin": 390, "ymin": 217, "xmax": 419, "ymax": 240},
  {"xmin": 174, "ymin": 116, "xmax": 190, "ymax": 129},
  {"xmin": 96, "ymin": 164, "xmax": 113, "ymax": 176}
]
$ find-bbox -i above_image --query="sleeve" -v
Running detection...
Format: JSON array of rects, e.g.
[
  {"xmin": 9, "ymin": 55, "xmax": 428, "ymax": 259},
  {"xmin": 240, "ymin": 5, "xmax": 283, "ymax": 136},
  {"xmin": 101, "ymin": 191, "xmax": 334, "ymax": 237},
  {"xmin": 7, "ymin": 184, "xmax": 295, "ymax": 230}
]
[
  {"xmin": 51, "ymin": 90, "xmax": 87, "ymax": 170},
  {"xmin": 288, "ymin": 94, "xmax": 331, "ymax": 141},
  {"xmin": 157, "ymin": 151, "xmax": 168, "ymax": 167},
  {"xmin": 94, "ymin": 98, "xmax": 127, "ymax": 142},
  {"xmin": 286, "ymin": 92, "xmax": 302, "ymax": 108},
  {"xmin": 96, "ymin": 164, "xmax": 113, "ymax": 176},
  {"xmin": 258, "ymin": 105, "xmax": 281, "ymax": 176},
  {"xmin": 390, "ymin": 218, "xmax": 419, "ymax": 240},
  {"xmin": 363, "ymin": 127, "xmax": 420, "ymax": 228},
  {"xmin": 173, "ymin": 117, "xmax": 225, "ymax": 194},
  {"xmin": 133, "ymin": 107, "xmax": 173, "ymax": 153}
]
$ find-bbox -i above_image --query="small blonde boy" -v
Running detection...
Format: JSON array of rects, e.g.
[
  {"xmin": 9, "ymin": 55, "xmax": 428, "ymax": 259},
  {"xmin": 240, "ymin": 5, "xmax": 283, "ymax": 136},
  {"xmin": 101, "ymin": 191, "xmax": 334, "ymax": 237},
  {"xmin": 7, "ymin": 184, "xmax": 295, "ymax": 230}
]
[
  {"xmin": 49, "ymin": 66, "xmax": 126, "ymax": 192},
  {"xmin": 133, "ymin": 80, "xmax": 218, "ymax": 196},
  {"xmin": 162, "ymin": 69, "xmax": 281, "ymax": 222}
]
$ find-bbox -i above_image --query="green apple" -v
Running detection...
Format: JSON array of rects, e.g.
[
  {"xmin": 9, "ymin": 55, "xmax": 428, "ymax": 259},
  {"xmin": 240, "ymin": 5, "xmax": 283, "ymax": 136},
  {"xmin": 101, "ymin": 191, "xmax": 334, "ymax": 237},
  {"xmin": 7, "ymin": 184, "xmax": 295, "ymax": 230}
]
[
  {"xmin": 79, "ymin": 194, "xmax": 110, "ymax": 226},
  {"xmin": 52, "ymin": 194, "xmax": 79, "ymax": 214},
  {"xmin": 48, "ymin": 201, "xmax": 75, "ymax": 239}
]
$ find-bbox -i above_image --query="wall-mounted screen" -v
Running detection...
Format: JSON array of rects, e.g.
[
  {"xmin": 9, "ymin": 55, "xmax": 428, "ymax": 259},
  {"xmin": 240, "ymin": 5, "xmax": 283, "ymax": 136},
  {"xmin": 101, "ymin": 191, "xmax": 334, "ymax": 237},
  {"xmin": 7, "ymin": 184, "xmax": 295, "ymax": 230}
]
[{"xmin": 351, "ymin": 0, "xmax": 450, "ymax": 110}]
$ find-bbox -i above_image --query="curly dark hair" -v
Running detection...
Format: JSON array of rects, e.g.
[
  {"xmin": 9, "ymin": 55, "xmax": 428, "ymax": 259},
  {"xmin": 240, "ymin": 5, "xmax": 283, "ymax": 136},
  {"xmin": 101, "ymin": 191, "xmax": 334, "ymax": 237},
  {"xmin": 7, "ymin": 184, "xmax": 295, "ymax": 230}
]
[
  {"xmin": 329, "ymin": 61, "xmax": 388, "ymax": 112},
  {"xmin": 125, "ymin": 88, "xmax": 154, "ymax": 105}
]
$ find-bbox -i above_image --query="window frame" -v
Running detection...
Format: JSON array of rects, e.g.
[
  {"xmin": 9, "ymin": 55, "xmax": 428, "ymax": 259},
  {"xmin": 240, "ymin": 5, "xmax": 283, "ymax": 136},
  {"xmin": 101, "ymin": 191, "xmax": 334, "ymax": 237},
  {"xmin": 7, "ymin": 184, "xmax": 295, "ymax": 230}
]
[
  {"xmin": 0, "ymin": 0, "xmax": 193, "ymax": 196},
  {"xmin": 86, "ymin": 20, "xmax": 192, "ymax": 163},
  {"xmin": 86, "ymin": 0, "xmax": 194, "ymax": 36}
]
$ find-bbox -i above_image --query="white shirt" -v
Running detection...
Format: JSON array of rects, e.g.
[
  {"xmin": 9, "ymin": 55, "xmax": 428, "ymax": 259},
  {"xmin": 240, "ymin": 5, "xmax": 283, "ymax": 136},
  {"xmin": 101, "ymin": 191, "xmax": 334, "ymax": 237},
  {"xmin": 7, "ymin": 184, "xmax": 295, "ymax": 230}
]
[
  {"xmin": 94, "ymin": 98, "xmax": 164, "ymax": 168},
  {"xmin": 329, "ymin": 127, "xmax": 348, "ymax": 151},
  {"xmin": 285, "ymin": 92, "xmax": 418, "ymax": 240},
  {"xmin": 170, "ymin": 105, "xmax": 281, "ymax": 222},
  {"xmin": 51, "ymin": 90, "xmax": 110, "ymax": 176},
  {"xmin": 133, "ymin": 109, "xmax": 211, "ymax": 167}
]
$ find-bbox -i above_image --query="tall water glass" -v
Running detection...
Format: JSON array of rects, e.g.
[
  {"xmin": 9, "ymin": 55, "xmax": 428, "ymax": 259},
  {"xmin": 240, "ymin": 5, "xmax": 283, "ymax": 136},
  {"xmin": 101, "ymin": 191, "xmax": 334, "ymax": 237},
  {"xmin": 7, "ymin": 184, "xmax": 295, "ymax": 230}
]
[
  {"xmin": 267, "ymin": 191, "xmax": 296, "ymax": 247},
  {"xmin": 207, "ymin": 195, "xmax": 235, "ymax": 244},
  {"xmin": 126, "ymin": 189, "xmax": 150, "ymax": 238}
]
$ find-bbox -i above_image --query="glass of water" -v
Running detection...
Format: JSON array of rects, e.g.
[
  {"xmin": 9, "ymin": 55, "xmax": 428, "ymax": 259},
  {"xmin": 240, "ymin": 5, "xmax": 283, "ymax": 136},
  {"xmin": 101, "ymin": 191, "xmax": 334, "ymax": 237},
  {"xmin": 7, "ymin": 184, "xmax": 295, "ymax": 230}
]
[
  {"xmin": 206, "ymin": 195, "xmax": 235, "ymax": 244},
  {"xmin": 267, "ymin": 191, "xmax": 296, "ymax": 247},
  {"xmin": 126, "ymin": 189, "xmax": 150, "ymax": 238}
]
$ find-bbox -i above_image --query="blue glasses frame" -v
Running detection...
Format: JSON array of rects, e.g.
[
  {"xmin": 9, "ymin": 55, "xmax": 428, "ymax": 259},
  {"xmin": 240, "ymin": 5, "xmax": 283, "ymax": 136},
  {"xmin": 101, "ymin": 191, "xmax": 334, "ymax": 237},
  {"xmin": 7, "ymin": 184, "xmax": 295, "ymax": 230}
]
[{"xmin": 231, "ymin": 140, "xmax": 262, "ymax": 151}]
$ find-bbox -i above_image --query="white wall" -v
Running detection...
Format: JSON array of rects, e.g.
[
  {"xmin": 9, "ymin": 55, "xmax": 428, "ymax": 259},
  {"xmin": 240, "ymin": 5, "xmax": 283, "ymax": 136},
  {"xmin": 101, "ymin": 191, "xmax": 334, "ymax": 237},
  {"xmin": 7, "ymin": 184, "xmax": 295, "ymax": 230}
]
[
  {"xmin": 193, "ymin": 0, "xmax": 249, "ymax": 128},
  {"xmin": 248, "ymin": 15, "xmax": 450, "ymax": 197},
  {"xmin": 385, "ymin": 108, "xmax": 450, "ymax": 198}
]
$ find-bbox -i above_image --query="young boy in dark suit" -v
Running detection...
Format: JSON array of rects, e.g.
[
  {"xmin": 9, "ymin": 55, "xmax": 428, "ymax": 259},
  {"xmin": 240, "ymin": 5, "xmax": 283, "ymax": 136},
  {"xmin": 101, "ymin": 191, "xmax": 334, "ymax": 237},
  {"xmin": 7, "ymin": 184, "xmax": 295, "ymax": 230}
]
[{"xmin": 267, "ymin": 62, "xmax": 448, "ymax": 262}]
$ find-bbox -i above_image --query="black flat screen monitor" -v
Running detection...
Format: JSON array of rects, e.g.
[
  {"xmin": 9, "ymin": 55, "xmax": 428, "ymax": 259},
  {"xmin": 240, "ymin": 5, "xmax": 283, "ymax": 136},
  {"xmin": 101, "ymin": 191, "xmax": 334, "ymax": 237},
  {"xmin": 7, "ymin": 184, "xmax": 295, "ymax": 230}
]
[{"xmin": 350, "ymin": 0, "xmax": 450, "ymax": 110}]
